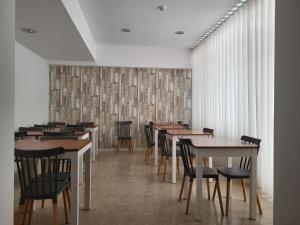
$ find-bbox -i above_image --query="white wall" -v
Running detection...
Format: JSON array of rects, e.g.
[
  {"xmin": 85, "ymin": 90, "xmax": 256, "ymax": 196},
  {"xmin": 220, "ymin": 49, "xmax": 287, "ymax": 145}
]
[
  {"xmin": 274, "ymin": 0, "xmax": 300, "ymax": 224},
  {"xmin": 48, "ymin": 44, "xmax": 192, "ymax": 69},
  {"xmin": 0, "ymin": 0, "xmax": 15, "ymax": 224},
  {"xmin": 15, "ymin": 42, "xmax": 49, "ymax": 129}
]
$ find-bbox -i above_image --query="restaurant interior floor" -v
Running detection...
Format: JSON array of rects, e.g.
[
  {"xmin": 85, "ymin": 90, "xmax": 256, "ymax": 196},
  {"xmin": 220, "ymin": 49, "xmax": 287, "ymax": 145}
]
[{"xmin": 14, "ymin": 150, "xmax": 273, "ymax": 225}]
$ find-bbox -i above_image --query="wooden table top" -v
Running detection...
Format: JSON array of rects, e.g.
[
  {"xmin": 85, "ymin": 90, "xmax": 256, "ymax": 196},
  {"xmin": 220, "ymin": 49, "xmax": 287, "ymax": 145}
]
[
  {"xmin": 26, "ymin": 130, "xmax": 90, "ymax": 137},
  {"xmin": 15, "ymin": 139, "xmax": 92, "ymax": 152},
  {"xmin": 152, "ymin": 122, "xmax": 177, "ymax": 126},
  {"xmin": 189, "ymin": 137, "xmax": 258, "ymax": 149},
  {"xmin": 167, "ymin": 129, "xmax": 212, "ymax": 136}
]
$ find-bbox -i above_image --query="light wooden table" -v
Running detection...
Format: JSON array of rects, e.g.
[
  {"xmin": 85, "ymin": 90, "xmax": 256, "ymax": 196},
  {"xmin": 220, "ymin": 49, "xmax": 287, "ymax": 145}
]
[
  {"xmin": 15, "ymin": 139, "xmax": 92, "ymax": 225},
  {"xmin": 166, "ymin": 129, "xmax": 212, "ymax": 184},
  {"xmin": 189, "ymin": 137, "xmax": 258, "ymax": 221}
]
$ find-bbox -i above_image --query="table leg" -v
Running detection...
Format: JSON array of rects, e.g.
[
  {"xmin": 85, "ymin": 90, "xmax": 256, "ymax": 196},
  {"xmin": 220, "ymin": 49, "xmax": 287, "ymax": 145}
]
[
  {"xmin": 195, "ymin": 150, "xmax": 203, "ymax": 221},
  {"xmin": 92, "ymin": 130, "xmax": 96, "ymax": 162},
  {"xmin": 249, "ymin": 150, "xmax": 257, "ymax": 219},
  {"xmin": 154, "ymin": 130, "xmax": 158, "ymax": 166},
  {"xmin": 84, "ymin": 148, "xmax": 92, "ymax": 209},
  {"xmin": 172, "ymin": 136, "xmax": 177, "ymax": 184},
  {"xmin": 70, "ymin": 154, "xmax": 79, "ymax": 225}
]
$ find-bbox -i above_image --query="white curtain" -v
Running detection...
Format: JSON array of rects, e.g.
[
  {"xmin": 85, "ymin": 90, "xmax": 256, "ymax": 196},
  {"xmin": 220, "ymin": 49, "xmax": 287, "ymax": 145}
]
[{"xmin": 192, "ymin": 0, "xmax": 275, "ymax": 195}]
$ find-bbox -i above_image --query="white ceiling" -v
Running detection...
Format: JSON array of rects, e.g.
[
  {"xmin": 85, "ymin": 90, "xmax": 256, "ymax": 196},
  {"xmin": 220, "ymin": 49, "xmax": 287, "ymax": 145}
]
[
  {"xmin": 78, "ymin": 0, "xmax": 239, "ymax": 48},
  {"xmin": 16, "ymin": 0, "xmax": 94, "ymax": 61}
]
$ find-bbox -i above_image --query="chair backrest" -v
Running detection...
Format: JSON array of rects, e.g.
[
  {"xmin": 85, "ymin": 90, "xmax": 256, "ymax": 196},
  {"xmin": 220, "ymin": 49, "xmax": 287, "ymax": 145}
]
[
  {"xmin": 15, "ymin": 147, "xmax": 64, "ymax": 200},
  {"xmin": 177, "ymin": 121, "xmax": 183, "ymax": 125},
  {"xmin": 15, "ymin": 131, "xmax": 26, "ymax": 140},
  {"xmin": 178, "ymin": 138, "xmax": 194, "ymax": 178},
  {"xmin": 44, "ymin": 131, "xmax": 74, "ymax": 136},
  {"xmin": 149, "ymin": 122, "xmax": 154, "ymax": 140},
  {"xmin": 40, "ymin": 136, "xmax": 78, "ymax": 141},
  {"xmin": 19, "ymin": 126, "xmax": 43, "ymax": 132},
  {"xmin": 239, "ymin": 135, "xmax": 261, "ymax": 171},
  {"xmin": 116, "ymin": 121, "xmax": 132, "ymax": 138},
  {"xmin": 76, "ymin": 122, "xmax": 94, "ymax": 126},
  {"xmin": 158, "ymin": 130, "xmax": 169, "ymax": 158},
  {"xmin": 183, "ymin": 124, "xmax": 190, "ymax": 130},
  {"xmin": 144, "ymin": 125, "xmax": 153, "ymax": 147},
  {"xmin": 203, "ymin": 128, "xmax": 214, "ymax": 137},
  {"xmin": 48, "ymin": 122, "xmax": 66, "ymax": 127}
]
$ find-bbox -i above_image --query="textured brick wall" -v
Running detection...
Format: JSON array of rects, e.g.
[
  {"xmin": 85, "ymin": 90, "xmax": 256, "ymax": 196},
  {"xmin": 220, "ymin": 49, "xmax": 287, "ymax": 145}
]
[{"xmin": 49, "ymin": 65, "xmax": 192, "ymax": 148}]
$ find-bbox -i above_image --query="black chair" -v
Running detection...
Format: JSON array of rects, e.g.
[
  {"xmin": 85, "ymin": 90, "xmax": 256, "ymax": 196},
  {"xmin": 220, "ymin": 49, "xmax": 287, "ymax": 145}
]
[
  {"xmin": 177, "ymin": 121, "xmax": 183, "ymax": 125},
  {"xmin": 116, "ymin": 121, "xmax": 133, "ymax": 152},
  {"xmin": 182, "ymin": 124, "xmax": 190, "ymax": 130},
  {"xmin": 19, "ymin": 126, "xmax": 43, "ymax": 132},
  {"xmin": 34, "ymin": 124, "xmax": 56, "ymax": 130},
  {"xmin": 61, "ymin": 124, "xmax": 85, "ymax": 133},
  {"xmin": 76, "ymin": 122, "xmax": 94, "ymax": 126},
  {"xmin": 48, "ymin": 122, "xmax": 66, "ymax": 127},
  {"xmin": 203, "ymin": 127, "xmax": 214, "ymax": 137},
  {"xmin": 149, "ymin": 121, "xmax": 154, "ymax": 141},
  {"xmin": 43, "ymin": 131, "xmax": 74, "ymax": 137},
  {"xmin": 15, "ymin": 131, "xmax": 26, "ymax": 140},
  {"xmin": 15, "ymin": 148, "xmax": 70, "ymax": 225},
  {"xmin": 144, "ymin": 125, "xmax": 154, "ymax": 164},
  {"xmin": 157, "ymin": 130, "xmax": 181, "ymax": 181},
  {"xmin": 178, "ymin": 138, "xmax": 224, "ymax": 215},
  {"xmin": 216, "ymin": 135, "xmax": 262, "ymax": 216}
]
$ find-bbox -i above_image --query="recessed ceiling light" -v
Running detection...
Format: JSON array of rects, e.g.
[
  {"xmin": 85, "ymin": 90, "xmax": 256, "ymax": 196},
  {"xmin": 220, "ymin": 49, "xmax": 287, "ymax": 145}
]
[
  {"xmin": 232, "ymin": 7, "xmax": 238, "ymax": 11},
  {"xmin": 228, "ymin": 11, "xmax": 233, "ymax": 15},
  {"xmin": 241, "ymin": 0, "xmax": 247, "ymax": 2},
  {"xmin": 236, "ymin": 2, "xmax": 243, "ymax": 7},
  {"xmin": 175, "ymin": 31, "xmax": 184, "ymax": 35},
  {"xmin": 158, "ymin": 5, "xmax": 167, "ymax": 11},
  {"xmin": 121, "ymin": 28, "xmax": 131, "ymax": 32},
  {"xmin": 21, "ymin": 27, "xmax": 36, "ymax": 34}
]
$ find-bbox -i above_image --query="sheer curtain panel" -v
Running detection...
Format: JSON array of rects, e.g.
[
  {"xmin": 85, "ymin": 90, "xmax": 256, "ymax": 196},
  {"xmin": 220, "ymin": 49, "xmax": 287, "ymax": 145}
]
[{"xmin": 192, "ymin": 0, "xmax": 275, "ymax": 195}]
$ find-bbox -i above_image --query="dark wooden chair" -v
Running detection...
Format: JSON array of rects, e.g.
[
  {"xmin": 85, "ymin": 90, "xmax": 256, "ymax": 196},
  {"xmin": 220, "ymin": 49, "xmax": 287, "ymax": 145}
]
[
  {"xmin": 15, "ymin": 148, "xmax": 70, "ymax": 225},
  {"xmin": 43, "ymin": 131, "xmax": 74, "ymax": 137},
  {"xmin": 182, "ymin": 124, "xmax": 190, "ymax": 130},
  {"xmin": 216, "ymin": 135, "xmax": 263, "ymax": 216},
  {"xmin": 76, "ymin": 122, "xmax": 94, "ymax": 126},
  {"xmin": 149, "ymin": 121, "xmax": 154, "ymax": 142},
  {"xmin": 61, "ymin": 124, "xmax": 85, "ymax": 133},
  {"xmin": 116, "ymin": 121, "xmax": 133, "ymax": 152},
  {"xmin": 48, "ymin": 122, "xmax": 66, "ymax": 127},
  {"xmin": 178, "ymin": 138, "xmax": 224, "ymax": 216},
  {"xmin": 177, "ymin": 121, "xmax": 183, "ymax": 125},
  {"xmin": 15, "ymin": 131, "xmax": 26, "ymax": 140},
  {"xmin": 144, "ymin": 125, "xmax": 154, "ymax": 164},
  {"xmin": 157, "ymin": 130, "xmax": 181, "ymax": 181},
  {"xmin": 19, "ymin": 126, "xmax": 43, "ymax": 132},
  {"xmin": 34, "ymin": 124, "xmax": 56, "ymax": 131}
]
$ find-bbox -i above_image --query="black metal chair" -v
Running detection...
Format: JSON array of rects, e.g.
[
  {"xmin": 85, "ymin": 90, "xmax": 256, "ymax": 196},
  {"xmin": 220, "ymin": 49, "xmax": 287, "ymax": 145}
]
[
  {"xmin": 34, "ymin": 124, "xmax": 56, "ymax": 131},
  {"xmin": 157, "ymin": 130, "xmax": 181, "ymax": 181},
  {"xmin": 149, "ymin": 121, "xmax": 154, "ymax": 142},
  {"xmin": 15, "ymin": 148, "xmax": 70, "ymax": 225},
  {"xmin": 48, "ymin": 122, "xmax": 66, "ymax": 127},
  {"xmin": 15, "ymin": 131, "xmax": 26, "ymax": 140},
  {"xmin": 116, "ymin": 121, "xmax": 133, "ymax": 152},
  {"xmin": 182, "ymin": 124, "xmax": 190, "ymax": 130},
  {"xmin": 144, "ymin": 125, "xmax": 154, "ymax": 164},
  {"xmin": 216, "ymin": 135, "xmax": 262, "ymax": 216},
  {"xmin": 178, "ymin": 138, "xmax": 224, "ymax": 216},
  {"xmin": 43, "ymin": 131, "xmax": 74, "ymax": 137},
  {"xmin": 61, "ymin": 124, "xmax": 85, "ymax": 133},
  {"xmin": 19, "ymin": 126, "xmax": 43, "ymax": 132},
  {"xmin": 76, "ymin": 122, "xmax": 94, "ymax": 126},
  {"xmin": 177, "ymin": 121, "xmax": 183, "ymax": 125}
]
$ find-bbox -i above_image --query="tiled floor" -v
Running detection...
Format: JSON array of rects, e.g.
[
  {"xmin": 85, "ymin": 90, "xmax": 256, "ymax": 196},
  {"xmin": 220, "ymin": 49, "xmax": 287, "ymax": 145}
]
[{"xmin": 14, "ymin": 150, "xmax": 273, "ymax": 225}]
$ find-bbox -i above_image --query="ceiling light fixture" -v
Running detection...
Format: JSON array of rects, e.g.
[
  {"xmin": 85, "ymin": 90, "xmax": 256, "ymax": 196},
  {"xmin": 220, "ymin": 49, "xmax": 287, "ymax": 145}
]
[
  {"xmin": 158, "ymin": 5, "xmax": 167, "ymax": 11},
  {"xmin": 175, "ymin": 31, "xmax": 184, "ymax": 35},
  {"xmin": 121, "ymin": 28, "xmax": 131, "ymax": 32},
  {"xmin": 21, "ymin": 27, "xmax": 36, "ymax": 34},
  {"xmin": 192, "ymin": 0, "xmax": 247, "ymax": 49}
]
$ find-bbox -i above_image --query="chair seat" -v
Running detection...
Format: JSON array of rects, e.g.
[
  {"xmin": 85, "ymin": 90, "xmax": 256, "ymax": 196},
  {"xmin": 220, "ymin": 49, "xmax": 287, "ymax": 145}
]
[
  {"xmin": 189, "ymin": 167, "xmax": 219, "ymax": 179},
  {"xmin": 217, "ymin": 167, "xmax": 250, "ymax": 179},
  {"xmin": 22, "ymin": 180, "xmax": 70, "ymax": 200},
  {"xmin": 34, "ymin": 172, "xmax": 71, "ymax": 182}
]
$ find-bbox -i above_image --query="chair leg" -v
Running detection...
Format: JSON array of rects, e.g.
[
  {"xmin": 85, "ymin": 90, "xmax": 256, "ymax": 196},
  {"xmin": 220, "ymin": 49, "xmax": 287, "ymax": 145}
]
[
  {"xmin": 144, "ymin": 147, "xmax": 149, "ymax": 162},
  {"xmin": 216, "ymin": 180, "xmax": 224, "ymax": 216},
  {"xmin": 62, "ymin": 191, "xmax": 69, "ymax": 224},
  {"xmin": 241, "ymin": 178, "xmax": 247, "ymax": 202},
  {"xmin": 157, "ymin": 155, "xmax": 163, "ymax": 175},
  {"xmin": 186, "ymin": 181, "xmax": 193, "ymax": 215},
  {"xmin": 176, "ymin": 157, "xmax": 180, "ymax": 174},
  {"xmin": 41, "ymin": 200, "xmax": 45, "ymax": 208},
  {"xmin": 163, "ymin": 159, "xmax": 168, "ymax": 182},
  {"xmin": 16, "ymin": 202, "xmax": 25, "ymax": 225},
  {"xmin": 178, "ymin": 175, "xmax": 186, "ymax": 202},
  {"xmin": 225, "ymin": 179, "xmax": 231, "ymax": 216},
  {"xmin": 66, "ymin": 187, "xmax": 71, "ymax": 209},
  {"xmin": 21, "ymin": 200, "xmax": 30, "ymax": 225},
  {"xmin": 206, "ymin": 178, "xmax": 211, "ymax": 200},
  {"xmin": 27, "ymin": 200, "xmax": 34, "ymax": 225},
  {"xmin": 257, "ymin": 193, "xmax": 263, "ymax": 215},
  {"xmin": 116, "ymin": 140, "xmax": 120, "ymax": 152},
  {"xmin": 212, "ymin": 182, "xmax": 217, "ymax": 201},
  {"xmin": 52, "ymin": 200, "xmax": 58, "ymax": 225},
  {"xmin": 130, "ymin": 139, "xmax": 134, "ymax": 152}
]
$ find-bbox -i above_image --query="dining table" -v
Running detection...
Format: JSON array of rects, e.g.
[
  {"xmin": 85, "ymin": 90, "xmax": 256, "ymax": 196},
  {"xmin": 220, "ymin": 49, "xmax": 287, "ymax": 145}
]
[
  {"xmin": 15, "ymin": 139, "xmax": 92, "ymax": 225},
  {"xmin": 189, "ymin": 137, "xmax": 258, "ymax": 221}
]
